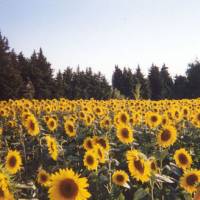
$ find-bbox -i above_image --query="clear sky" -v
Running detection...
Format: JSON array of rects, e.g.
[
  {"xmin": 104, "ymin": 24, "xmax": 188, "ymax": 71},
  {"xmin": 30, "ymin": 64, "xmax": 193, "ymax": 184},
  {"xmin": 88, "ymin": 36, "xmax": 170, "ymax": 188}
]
[{"xmin": 1, "ymin": 0, "xmax": 200, "ymax": 82}]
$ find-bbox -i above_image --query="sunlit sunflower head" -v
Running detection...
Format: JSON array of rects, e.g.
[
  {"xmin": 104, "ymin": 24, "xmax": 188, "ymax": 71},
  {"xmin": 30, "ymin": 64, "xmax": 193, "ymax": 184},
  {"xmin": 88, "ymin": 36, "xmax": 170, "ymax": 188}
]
[
  {"xmin": 126, "ymin": 150, "xmax": 150, "ymax": 183},
  {"xmin": 83, "ymin": 150, "xmax": 99, "ymax": 171},
  {"xmin": 0, "ymin": 184, "xmax": 12, "ymax": 200},
  {"xmin": 112, "ymin": 170, "xmax": 129, "ymax": 187},
  {"xmin": 157, "ymin": 125, "xmax": 177, "ymax": 148},
  {"xmin": 174, "ymin": 148, "xmax": 192, "ymax": 170},
  {"xmin": 116, "ymin": 111, "xmax": 130, "ymax": 125},
  {"xmin": 83, "ymin": 137, "xmax": 94, "ymax": 151},
  {"xmin": 146, "ymin": 112, "xmax": 162, "ymax": 129},
  {"xmin": 24, "ymin": 115, "xmax": 40, "ymax": 136},
  {"xmin": 116, "ymin": 124, "xmax": 134, "ymax": 144},
  {"xmin": 64, "ymin": 121, "xmax": 76, "ymax": 137},
  {"xmin": 100, "ymin": 117, "xmax": 112, "ymax": 130},
  {"xmin": 5, "ymin": 150, "xmax": 22, "ymax": 174},
  {"xmin": 180, "ymin": 169, "xmax": 200, "ymax": 193},
  {"xmin": 37, "ymin": 168, "xmax": 51, "ymax": 187},
  {"xmin": 45, "ymin": 136, "xmax": 58, "ymax": 161},
  {"xmin": 47, "ymin": 117, "xmax": 58, "ymax": 132},
  {"xmin": 48, "ymin": 168, "xmax": 91, "ymax": 200}
]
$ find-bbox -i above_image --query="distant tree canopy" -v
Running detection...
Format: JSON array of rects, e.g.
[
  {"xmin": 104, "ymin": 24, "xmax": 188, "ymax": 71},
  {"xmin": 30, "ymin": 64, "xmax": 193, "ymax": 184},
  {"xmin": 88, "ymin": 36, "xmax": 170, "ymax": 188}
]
[{"xmin": 0, "ymin": 32, "xmax": 200, "ymax": 100}]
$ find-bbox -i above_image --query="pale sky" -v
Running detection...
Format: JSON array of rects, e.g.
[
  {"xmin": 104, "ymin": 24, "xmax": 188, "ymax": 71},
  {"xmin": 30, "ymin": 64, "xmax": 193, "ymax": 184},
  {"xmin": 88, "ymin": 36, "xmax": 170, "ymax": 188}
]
[{"xmin": 1, "ymin": 0, "xmax": 200, "ymax": 82}]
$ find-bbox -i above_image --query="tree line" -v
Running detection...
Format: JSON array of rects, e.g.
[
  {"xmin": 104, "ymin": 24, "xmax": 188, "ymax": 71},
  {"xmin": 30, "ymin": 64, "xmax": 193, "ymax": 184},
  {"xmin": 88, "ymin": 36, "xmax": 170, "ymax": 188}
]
[{"xmin": 0, "ymin": 32, "xmax": 200, "ymax": 100}]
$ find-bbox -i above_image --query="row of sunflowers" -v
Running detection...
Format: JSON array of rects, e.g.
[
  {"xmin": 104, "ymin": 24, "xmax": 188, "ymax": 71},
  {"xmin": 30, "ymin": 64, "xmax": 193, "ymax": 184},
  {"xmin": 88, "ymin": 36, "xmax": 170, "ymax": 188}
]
[{"xmin": 0, "ymin": 98, "xmax": 200, "ymax": 199}]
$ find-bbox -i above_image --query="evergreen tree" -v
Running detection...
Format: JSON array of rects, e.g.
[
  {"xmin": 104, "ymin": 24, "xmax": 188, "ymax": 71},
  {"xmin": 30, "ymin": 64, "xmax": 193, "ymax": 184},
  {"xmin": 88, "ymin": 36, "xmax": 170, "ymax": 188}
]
[
  {"xmin": 173, "ymin": 75, "xmax": 188, "ymax": 99},
  {"xmin": 0, "ymin": 33, "xmax": 23, "ymax": 99},
  {"xmin": 134, "ymin": 66, "xmax": 150, "ymax": 99},
  {"xmin": 29, "ymin": 48, "xmax": 54, "ymax": 99},
  {"xmin": 160, "ymin": 64, "xmax": 174, "ymax": 99},
  {"xmin": 186, "ymin": 60, "xmax": 200, "ymax": 98},
  {"xmin": 112, "ymin": 66, "xmax": 124, "ymax": 95},
  {"xmin": 148, "ymin": 65, "xmax": 162, "ymax": 100},
  {"xmin": 54, "ymin": 70, "xmax": 65, "ymax": 98}
]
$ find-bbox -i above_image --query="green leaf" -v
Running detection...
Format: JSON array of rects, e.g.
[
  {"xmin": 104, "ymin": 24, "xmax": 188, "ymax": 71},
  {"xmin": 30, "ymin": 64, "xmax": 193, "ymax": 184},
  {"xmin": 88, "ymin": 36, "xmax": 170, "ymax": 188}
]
[
  {"xmin": 133, "ymin": 188, "xmax": 148, "ymax": 200},
  {"xmin": 117, "ymin": 193, "xmax": 125, "ymax": 200}
]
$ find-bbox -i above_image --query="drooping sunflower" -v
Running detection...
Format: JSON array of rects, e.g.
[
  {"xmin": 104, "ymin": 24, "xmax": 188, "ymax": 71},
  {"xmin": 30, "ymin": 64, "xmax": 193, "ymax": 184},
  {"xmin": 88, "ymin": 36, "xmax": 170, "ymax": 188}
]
[
  {"xmin": 157, "ymin": 125, "xmax": 177, "ymax": 148},
  {"xmin": 149, "ymin": 157, "xmax": 159, "ymax": 173},
  {"xmin": 116, "ymin": 124, "xmax": 134, "ymax": 144},
  {"xmin": 174, "ymin": 148, "xmax": 192, "ymax": 170},
  {"xmin": 37, "ymin": 168, "xmax": 51, "ymax": 187},
  {"xmin": 64, "ymin": 121, "xmax": 76, "ymax": 137},
  {"xmin": 94, "ymin": 144, "xmax": 106, "ymax": 164},
  {"xmin": 83, "ymin": 150, "xmax": 99, "ymax": 171},
  {"xmin": 5, "ymin": 150, "xmax": 22, "ymax": 174},
  {"xmin": 24, "ymin": 115, "xmax": 40, "ymax": 136},
  {"xmin": 126, "ymin": 150, "xmax": 151, "ymax": 183},
  {"xmin": 180, "ymin": 169, "xmax": 200, "ymax": 193},
  {"xmin": 83, "ymin": 137, "xmax": 94, "ymax": 151},
  {"xmin": 48, "ymin": 168, "xmax": 91, "ymax": 200},
  {"xmin": 45, "ymin": 136, "xmax": 58, "ymax": 161},
  {"xmin": 112, "ymin": 170, "xmax": 129, "ymax": 187}
]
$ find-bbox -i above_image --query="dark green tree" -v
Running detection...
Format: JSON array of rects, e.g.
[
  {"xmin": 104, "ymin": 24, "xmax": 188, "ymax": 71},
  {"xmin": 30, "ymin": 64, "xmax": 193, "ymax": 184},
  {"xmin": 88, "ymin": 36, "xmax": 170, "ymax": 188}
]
[
  {"xmin": 172, "ymin": 75, "xmax": 188, "ymax": 99},
  {"xmin": 134, "ymin": 66, "xmax": 150, "ymax": 99},
  {"xmin": 186, "ymin": 60, "xmax": 200, "ymax": 98},
  {"xmin": 160, "ymin": 64, "xmax": 174, "ymax": 99},
  {"xmin": 0, "ymin": 33, "xmax": 23, "ymax": 99},
  {"xmin": 148, "ymin": 64, "xmax": 162, "ymax": 100},
  {"xmin": 29, "ymin": 48, "xmax": 54, "ymax": 99},
  {"xmin": 53, "ymin": 70, "xmax": 65, "ymax": 98}
]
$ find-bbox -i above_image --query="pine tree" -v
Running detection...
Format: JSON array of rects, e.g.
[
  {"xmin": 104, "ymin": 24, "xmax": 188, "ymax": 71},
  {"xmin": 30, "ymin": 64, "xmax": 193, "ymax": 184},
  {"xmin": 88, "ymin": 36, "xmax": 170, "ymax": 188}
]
[
  {"xmin": 172, "ymin": 75, "xmax": 188, "ymax": 99},
  {"xmin": 134, "ymin": 66, "xmax": 150, "ymax": 99},
  {"xmin": 0, "ymin": 33, "xmax": 23, "ymax": 99},
  {"xmin": 148, "ymin": 64, "xmax": 162, "ymax": 100},
  {"xmin": 186, "ymin": 60, "xmax": 200, "ymax": 98},
  {"xmin": 160, "ymin": 64, "xmax": 173, "ymax": 99}
]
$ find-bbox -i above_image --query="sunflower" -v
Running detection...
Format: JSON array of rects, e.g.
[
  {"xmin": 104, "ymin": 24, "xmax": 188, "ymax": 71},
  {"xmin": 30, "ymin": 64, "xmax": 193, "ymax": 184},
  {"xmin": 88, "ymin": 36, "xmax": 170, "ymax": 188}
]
[
  {"xmin": 112, "ymin": 170, "xmax": 129, "ymax": 187},
  {"xmin": 94, "ymin": 137, "xmax": 110, "ymax": 152},
  {"xmin": 174, "ymin": 148, "xmax": 192, "ymax": 170},
  {"xmin": 146, "ymin": 112, "xmax": 161, "ymax": 129},
  {"xmin": 37, "ymin": 168, "xmax": 51, "ymax": 187},
  {"xmin": 126, "ymin": 150, "xmax": 151, "ymax": 183},
  {"xmin": 48, "ymin": 168, "xmax": 91, "ymax": 200},
  {"xmin": 83, "ymin": 150, "xmax": 99, "ymax": 171},
  {"xmin": 47, "ymin": 117, "xmax": 58, "ymax": 132},
  {"xmin": 64, "ymin": 121, "xmax": 76, "ymax": 137},
  {"xmin": 94, "ymin": 144, "xmax": 106, "ymax": 164},
  {"xmin": 5, "ymin": 150, "xmax": 22, "ymax": 174},
  {"xmin": 46, "ymin": 136, "xmax": 58, "ymax": 161},
  {"xmin": 157, "ymin": 125, "xmax": 177, "ymax": 148},
  {"xmin": 116, "ymin": 124, "xmax": 134, "ymax": 144},
  {"xmin": 116, "ymin": 111, "xmax": 130, "ymax": 125},
  {"xmin": 194, "ymin": 187, "xmax": 200, "ymax": 200},
  {"xmin": 180, "ymin": 169, "xmax": 200, "ymax": 193},
  {"xmin": 24, "ymin": 115, "xmax": 40, "ymax": 136},
  {"xmin": 83, "ymin": 137, "xmax": 94, "ymax": 151},
  {"xmin": 149, "ymin": 157, "xmax": 159, "ymax": 173},
  {"xmin": 0, "ymin": 184, "xmax": 12, "ymax": 200}
]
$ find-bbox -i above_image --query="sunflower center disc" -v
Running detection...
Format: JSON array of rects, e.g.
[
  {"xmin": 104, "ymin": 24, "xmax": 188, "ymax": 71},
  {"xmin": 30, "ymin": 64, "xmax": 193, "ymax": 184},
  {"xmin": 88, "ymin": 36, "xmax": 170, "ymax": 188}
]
[
  {"xmin": 59, "ymin": 179, "xmax": 78, "ymax": 199},
  {"xmin": 186, "ymin": 174, "xmax": 198, "ymax": 186}
]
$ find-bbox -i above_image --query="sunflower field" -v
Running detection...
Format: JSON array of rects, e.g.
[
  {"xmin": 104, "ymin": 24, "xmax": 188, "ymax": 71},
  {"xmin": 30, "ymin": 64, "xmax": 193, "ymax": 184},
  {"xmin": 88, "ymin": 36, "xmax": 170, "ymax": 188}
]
[{"xmin": 0, "ymin": 98, "xmax": 200, "ymax": 200}]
